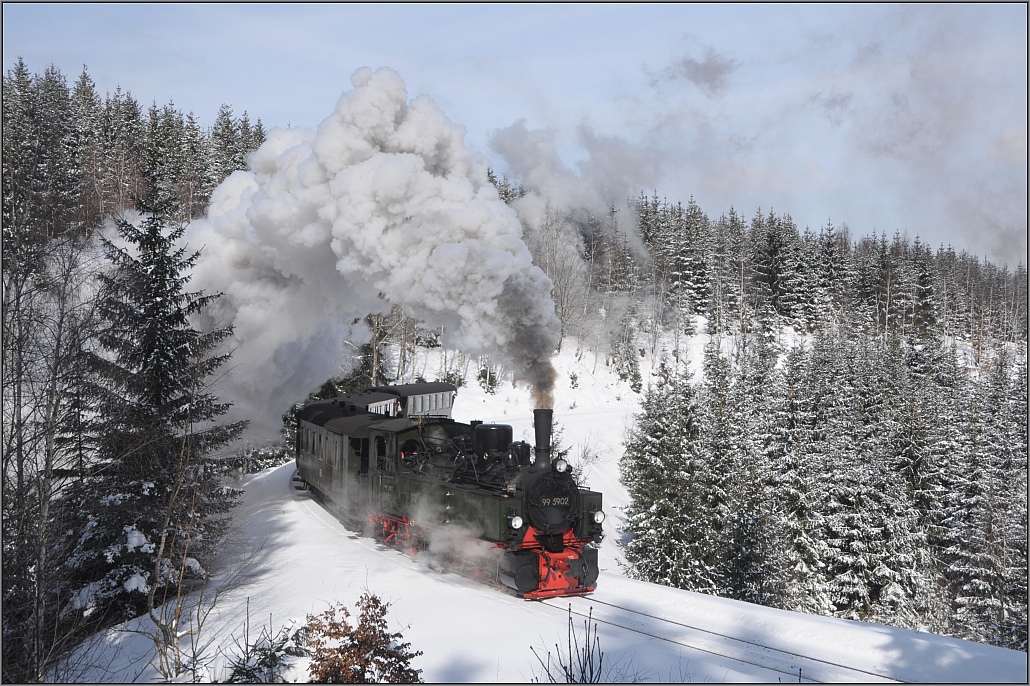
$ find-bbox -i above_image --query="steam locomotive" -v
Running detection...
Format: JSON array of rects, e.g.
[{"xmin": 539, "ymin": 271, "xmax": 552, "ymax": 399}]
[{"xmin": 293, "ymin": 382, "xmax": 604, "ymax": 599}]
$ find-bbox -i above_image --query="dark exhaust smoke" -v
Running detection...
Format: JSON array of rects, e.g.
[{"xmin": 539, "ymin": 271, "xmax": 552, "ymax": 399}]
[{"xmin": 533, "ymin": 408, "xmax": 553, "ymax": 468}]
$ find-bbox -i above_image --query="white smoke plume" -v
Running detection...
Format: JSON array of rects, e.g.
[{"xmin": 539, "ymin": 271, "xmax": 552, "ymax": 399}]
[
  {"xmin": 489, "ymin": 119, "xmax": 660, "ymax": 233},
  {"xmin": 487, "ymin": 119, "xmax": 661, "ymax": 281},
  {"xmin": 187, "ymin": 68, "xmax": 561, "ymax": 436}
]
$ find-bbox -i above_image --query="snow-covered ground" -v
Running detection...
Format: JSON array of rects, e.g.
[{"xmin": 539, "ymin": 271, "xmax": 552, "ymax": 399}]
[{"xmin": 71, "ymin": 340, "xmax": 1027, "ymax": 682}]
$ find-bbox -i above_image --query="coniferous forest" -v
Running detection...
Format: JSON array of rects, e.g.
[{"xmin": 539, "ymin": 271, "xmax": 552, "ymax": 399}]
[
  {"xmin": 2, "ymin": 60, "xmax": 1026, "ymax": 681},
  {"xmin": 618, "ymin": 195, "xmax": 1027, "ymax": 652},
  {"xmin": 2, "ymin": 60, "xmax": 263, "ymax": 682}
]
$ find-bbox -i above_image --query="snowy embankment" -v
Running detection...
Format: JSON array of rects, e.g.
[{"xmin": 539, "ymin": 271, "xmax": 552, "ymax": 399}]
[{"xmin": 73, "ymin": 341, "xmax": 1027, "ymax": 683}]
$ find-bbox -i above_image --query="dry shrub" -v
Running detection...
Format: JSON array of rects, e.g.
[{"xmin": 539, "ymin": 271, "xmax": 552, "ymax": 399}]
[{"xmin": 306, "ymin": 592, "xmax": 422, "ymax": 683}]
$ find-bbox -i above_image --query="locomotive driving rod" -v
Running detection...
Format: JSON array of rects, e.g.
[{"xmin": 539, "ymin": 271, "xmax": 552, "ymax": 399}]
[{"xmin": 533, "ymin": 408, "xmax": 553, "ymax": 468}]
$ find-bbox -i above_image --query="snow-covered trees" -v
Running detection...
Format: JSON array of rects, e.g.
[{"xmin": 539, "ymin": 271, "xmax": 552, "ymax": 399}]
[
  {"xmin": 1, "ymin": 233, "xmax": 104, "ymax": 682},
  {"xmin": 2, "ymin": 58, "xmax": 104, "ymax": 682},
  {"xmin": 619, "ymin": 185, "xmax": 1023, "ymax": 650},
  {"xmin": 5, "ymin": 61, "xmax": 264, "ymax": 241},
  {"xmin": 620, "ymin": 328, "xmax": 1027, "ymax": 650},
  {"xmin": 3, "ymin": 61, "xmax": 262, "ymax": 677},
  {"xmin": 60, "ymin": 180, "xmax": 246, "ymax": 639},
  {"xmin": 620, "ymin": 362, "xmax": 716, "ymax": 590},
  {"xmin": 210, "ymin": 103, "xmax": 265, "ymax": 185},
  {"xmin": 947, "ymin": 349, "xmax": 1028, "ymax": 649}
]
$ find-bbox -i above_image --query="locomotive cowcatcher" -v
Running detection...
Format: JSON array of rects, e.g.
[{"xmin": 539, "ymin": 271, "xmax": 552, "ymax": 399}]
[{"xmin": 293, "ymin": 382, "xmax": 604, "ymax": 599}]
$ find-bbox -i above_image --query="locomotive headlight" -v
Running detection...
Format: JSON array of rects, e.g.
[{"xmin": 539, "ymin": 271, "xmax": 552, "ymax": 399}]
[
  {"xmin": 509, "ymin": 515, "xmax": 524, "ymax": 530},
  {"xmin": 554, "ymin": 458, "xmax": 569, "ymax": 473},
  {"xmin": 592, "ymin": 510, "xmax": 605, "ymax": 524}
]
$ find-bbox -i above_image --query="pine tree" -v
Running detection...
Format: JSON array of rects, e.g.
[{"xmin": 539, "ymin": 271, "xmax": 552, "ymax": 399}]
[
  {"xmin": 858, "ymin": 337, "xmax": 931, "ymax": 628},
  {"xmin": 71, "ymin": 66, "xmax": 107, "ymax": 232},
  {"xmin": 706, "ymin": 209, "xmax": 747, "ymax": 335},
  {"xmin": 850, "ymin": 233, "xmax": 883, "ymax": 337},
  {"xmin": 103, "ymin": 86, "xmax": 145, "ymax": 209},
  {"xmin": 2, "ymin": 60, "xmax": 82, "ymax": 266},
  {"xmin": 210, "ymin": 103, "xmax": 242, "ymax": 183},
  {"xmin": 885, "ymin": 336, "xmax": 962, "ymax": 632},
  {"xmin": 768, "ymin": 345, "xmax": 834, "ymax": 615},
  {"xmin": 909, "ymin": 238, "xmax": 940, "ymax": 339},
  {"xmin": 666, "ymin": 198, "xmax": 711, "ymax": 323},
  {"xmin": 948, "ymin": 350, "xmax": 1028, "ymax": 648},
  {"xmin": 1000, "ymin": 349, "xmax": 1028, "ymax": 650},
  {"xmin": 812, "ymin": 221, "xmax": 854, "ymax": 327},
  {"xmin": 61, "ymin": 176, "xmax": 246, "ymax": 632},
  {"xmin": 487, "ymin": 168, "xmax": 526, "ymax": 205},
  {"xmin": 620, "ymin": 361, "xmax": 720, "ymax": 591},
  {"xmin": 722, "ymin": 336, "xmax": 784, "ymax": 605},
  {"xmin": 32, "ymin": 65, "xmax": 82, "ymax": 239},
  {"xmin": 635, "ymin": 190, "xmax": 661, "ymax": 250},
  {"xmin": 3, "ymin": 58, "xmax": 40, "ymax": 269},
  {"xmin": 750, "ymin": 209, "xmax": 792, "ymax": 335},
  {"xmin": 180, "ymin": 111, "xmax": 214, "ymax": 220},
  {"xmin": 694, "ymin": 343, "xmax": 735, "ymax": 594},
  {"xmin": 237, "ymin": 111, "xmax": 265, "ymax": 164},
  {"xmin": 805, "ymin": 329, "xmax": 912, "ymax": 622}
]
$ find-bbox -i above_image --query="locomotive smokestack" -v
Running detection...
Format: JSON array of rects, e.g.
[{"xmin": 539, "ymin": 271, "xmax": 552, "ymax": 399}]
[{"xmin": 533, "ymin": 408, "xmax": 553, "ymax": 468}]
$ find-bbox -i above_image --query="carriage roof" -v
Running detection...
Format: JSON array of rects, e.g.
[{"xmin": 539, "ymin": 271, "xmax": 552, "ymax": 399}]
[{"xmin": 296, "ymin": 382, "xmax": 458, "ymax": 434}]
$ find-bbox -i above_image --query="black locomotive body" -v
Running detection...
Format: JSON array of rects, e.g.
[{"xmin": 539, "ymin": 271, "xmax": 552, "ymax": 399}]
[{"xmin": 294, "ymin": 382, "xmax": 604, "ymax": 599}]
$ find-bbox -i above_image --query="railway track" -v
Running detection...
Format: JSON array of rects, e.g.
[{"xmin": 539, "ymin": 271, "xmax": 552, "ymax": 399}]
[
  {"xmin": 540, "ymin": 595, "xmax": 903, "ymax": 683},
  {"xmin": 294, "ymin": 478, "xmax": 899, "ymax": 682}
]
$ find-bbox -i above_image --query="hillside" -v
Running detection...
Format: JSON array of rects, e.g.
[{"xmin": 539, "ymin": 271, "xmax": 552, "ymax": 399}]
[{"xmin": 67, "ymin": 340, "xmax": 1027, "ymax": 683}]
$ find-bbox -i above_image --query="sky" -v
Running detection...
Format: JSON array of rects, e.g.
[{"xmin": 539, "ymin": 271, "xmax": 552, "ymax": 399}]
[{"xmin": 4, "ymin": 2, "xmax": 1027, "ymax": 266}]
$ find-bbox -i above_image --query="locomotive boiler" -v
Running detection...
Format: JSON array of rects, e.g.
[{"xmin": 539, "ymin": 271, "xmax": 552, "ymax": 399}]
[{"xmin": 293, "ymin": 382, "xmax": 604, "ymax": 599}]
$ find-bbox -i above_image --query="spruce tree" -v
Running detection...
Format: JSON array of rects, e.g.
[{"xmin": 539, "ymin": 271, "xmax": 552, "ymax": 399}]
[
  {"xmin": 768, "ymin": 345, "xmax": 833, "ymax": 615},
  {"xmin": 621, "ymin": 361, "xmax": 718, "ymax": 591},
  {"xmin": 103, "ymin": 86, "xmax": 145, "ymax": 208},
  {"xmin": 71, "ymin": 66, "xmax": 107, "ymax": 232},
  {"xmin": 948, "ymin": 350, "xmax": 1028, "ymax": 648},
  {"xmin": 1000, "ymin": 349, "xmax": 1028, "ymax": 650},
  {"xmin": 812, "ymin": 221, "xmax": 854, "ymax": 326},
  {"xmin": 694, "ymin": 343, "xmax": 736, "ymax": 593},
  {"xmin": 857, "ymin": 337, "xmax": 928, "ymax": 628},
  {"xmin": 722, "ymin": 336, "xmax": 784, "ymax": 605},
  {"xmin": 180, "ymin": 111, "xmax": 214, "ymax": 220},
  {"xmin": 806, "ymin": 329, "xmax": 885, "ymax": 620},
  {"xmin": 210, "ymin": 103, "xmax": 241, "ymax": 183},
  {"xmin": 61, "ymin": 175, "xmax": 246, "ymax": 630},
  {"xmin": 706, "ymin": 209, "xmax": 747, "ymax": 335}
]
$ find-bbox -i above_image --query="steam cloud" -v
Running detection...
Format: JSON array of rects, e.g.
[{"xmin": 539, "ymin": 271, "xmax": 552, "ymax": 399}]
[{"xmin": 187, "ymin": 67, "xmax": 561, "ymax": 435}]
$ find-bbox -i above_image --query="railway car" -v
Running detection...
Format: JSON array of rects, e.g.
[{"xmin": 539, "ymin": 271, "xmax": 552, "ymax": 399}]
[{"xmin": 293, "ymin": 382, "xmax": 604, "ymax": 599}]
